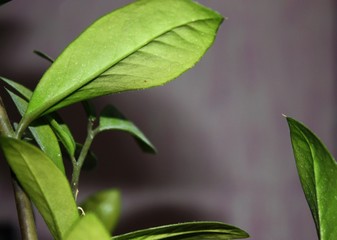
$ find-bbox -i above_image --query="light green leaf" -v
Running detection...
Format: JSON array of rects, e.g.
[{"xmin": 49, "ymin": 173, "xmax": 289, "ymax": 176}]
[
  {"xmin": 1, "ymin": 76, "xmax": 76, "ymax": 157},
  {"xmin": 19, "ymin": 0, "xmax": 224, "ymax": 132},
  {"xmin": 97, "ymin": 105, "xmax": 156, "ymax": 153},
  {"xmin": 64, "ymin": 213, "xmax": 111, "ymax": 240},
  {"xmin": 286, "ymin": 117, "xmax": 337, "ymax": 240},
  {"xmin": 45, "ymin": 114, "xmax": 76, "ymax": 157},
  {"xmin": 7, "ymin": 90, "xmax": 65, "ymax": 173},
  {"xmin": 112, "ymin": 221, "xmax": 249, "ymax": 240},
  {"xmin": 0, "ymin": 137, "xmax": 79, "ymax": 239},
  {"xmin": 81, "ymin": 189, "xmax": 121, "ymax": 233}
]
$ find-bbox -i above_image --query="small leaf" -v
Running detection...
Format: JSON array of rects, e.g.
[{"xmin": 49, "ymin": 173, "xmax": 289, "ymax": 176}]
[
  {"xmin": 97, "ymin": 105, "xmax": 156, "ymax": 153},
  {"xmin": 0, "ymin": 76, "xmax": 32, "ymax": 99},
  {"xmin": 33, "ymin": 50, "xmax": 54, "ymax": 63},
  {"xmin": 1, "ymin": 77, "xmax": 76, "ymax": 157},
  {"xmin": 286, "ymin": 117, "xmax": 337, "ymax": 240},
  {"xmin": 112, "ymin": 221, "xmax": 249, "ymax": 240},
  {"xmin": 0, "ymin": 137, "xmax": 79, "ymax": 239},
  {"xmin": 64, "ymin": 213, "xmax": 111, "ymax": 240},
  {"xmin": 81, "ymin": 189, "xmax": 121, "ymax": 233},
  {"xmin": 45, "ymin": 114, "xmax": 76, "ymax": 157},
  {"xmin": 7, "ymin": 90, "xmax": 65, "ymax": 173},
  {"xmin": 19, "ymin": 0, "xmax": 224, "ymax": 132}
]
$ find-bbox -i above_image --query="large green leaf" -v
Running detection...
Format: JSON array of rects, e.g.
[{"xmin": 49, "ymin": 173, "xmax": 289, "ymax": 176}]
[
  {"xmin": 64, "ymin": 213, "xmax": 111, "ymax": 240},
  {"xmin": 97, "ymin": 105, "xmax": 156, "ymax": 153},
  {"xmin": 1, "ymin": 76, "xmax": 76, "ymax": 156},
  {"xmin": 81, "ymin": 189, "xmax": 121, "ymax": 233},
  {"xmin": 0, "ymin": 137, "xmax": 79, "ymax": 239},
  {"xmin": 286, "ymin": 117, "xmax": 337, "ymax": 240},
  {"xmin": 112, "ymin": 222, "xmax": 249, "ymax": 240},
  {"xmin": 18, "ymin": 0, "xmax": 223, "ymax": 132},
  {"xmin": 7, "ymin": 90, "xmax": 65, "ymax": 173}
]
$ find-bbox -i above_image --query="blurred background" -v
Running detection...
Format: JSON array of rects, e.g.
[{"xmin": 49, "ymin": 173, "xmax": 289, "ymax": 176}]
[{"xmin": 0, "ymin": 0, "xmax": 336, "ymax": 239}]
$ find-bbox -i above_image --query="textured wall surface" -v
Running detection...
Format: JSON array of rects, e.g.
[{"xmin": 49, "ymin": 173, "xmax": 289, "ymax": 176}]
[{"xmin": 0, "ymin": 1, "xmax": 335, "ymax": 239}]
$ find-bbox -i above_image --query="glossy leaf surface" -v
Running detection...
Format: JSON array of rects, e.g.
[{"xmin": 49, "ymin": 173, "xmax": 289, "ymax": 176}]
[
  {"xmin": 0, "ymin": 137, "xmax": 79, "ymax": 239},
  {"xmin": 19, "ymin": 0, "xmax": 223, "ymax": 131},
  {"xmin": 81, "ymin": 189, "xmax": 121, "ymax": 233},
  {"xmin": 1, "ymin": 76, "xmax": 76, "ymax": 156},
  {"xmin": 112, "ymin": 222, "xmax": 249, "ymax": 240},
  {"xmin": 64, "ymin": 213, "xmax": 111, "ymax": 240},
  {"xmin": 7, "ymin": 90, "xmax": 65, "ymax": 173},
  {"xmin": 97, "ymin": 105, "xmax": 156, "ymax": 153},
  {"xmin": 286, "ymin": 117, "xmax": 337, "ymax": 240}
]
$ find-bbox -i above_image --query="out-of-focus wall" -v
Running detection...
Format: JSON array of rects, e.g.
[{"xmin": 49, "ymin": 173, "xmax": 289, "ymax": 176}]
[{"xmin": 0, "ymin": 1, "xmax": 335, "ymax": 239}]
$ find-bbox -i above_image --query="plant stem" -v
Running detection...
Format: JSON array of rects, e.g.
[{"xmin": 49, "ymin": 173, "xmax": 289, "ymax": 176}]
[
  {"xmin": 0, "ymin": 97, "xmax": 38, "ymax": 240},
  {"xmin": 12, "ymin": 179, "xmax": 38, "ymax": 240},
  {"xmin": 71, "ymin": 119, "xmax": 95, "ymax": 200}
]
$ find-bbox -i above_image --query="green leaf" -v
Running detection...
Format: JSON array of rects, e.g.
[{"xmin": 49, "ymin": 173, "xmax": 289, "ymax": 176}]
[
  {"xmin": 81, "ymin": 189, "xmax": 121, "ymax": 233},
  {"xmin": 97, "ymin": 105, "xmax": 156, "ymax": 153},
  {"xmin": 19, "ymin": 0, "xmax": 224, "ymax": 132},
  {"xmin": 0, "ymin": 0, "xmax": 11, "ymax": 6},
  {"xmin": 112, "ymin": 222, "xmax": 249, "ymax": 240},
  {"xmin": 0, "ymin": 137, "xmax": 79, "ymax": 239},
  {"xmin": 7, "ymin": 90, "xmax": 65, "ymax": 173},
  {"xmin": 286, "ymin": 117, "xmax": 337, "ymax": 240},
  {"xmin": 33, "ymin": 50, "xmax": 54, "ymax": 63},
  {"xmin": 0, "ymin": 76, "xmax": 32, "ymax": 99},
  {"xmin": 64, "ymin": 213, "xmax": 111, "ymax": 240},
  {"xmin": 45, "ymin": 114, "xmax": 76, "ymax": 157},
  {"xmin": 1, "ymin": 76, "xmax": 76, "ymax": 157}
]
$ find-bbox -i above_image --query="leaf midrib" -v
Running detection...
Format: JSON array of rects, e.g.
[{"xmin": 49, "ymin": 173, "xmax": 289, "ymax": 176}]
[{"xmin": 293, "ymin": 123, "xmax": 321, "ymax": 237}]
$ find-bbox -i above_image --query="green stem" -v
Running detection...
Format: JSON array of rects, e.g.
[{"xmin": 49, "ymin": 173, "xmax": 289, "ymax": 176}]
[
  {"xmin": 0, "ymin": 97, "xmax": 38, "ymax": 240},
  {"xmin": 71, "ymin": 119, "xmax": 95, "ymax": 200}
]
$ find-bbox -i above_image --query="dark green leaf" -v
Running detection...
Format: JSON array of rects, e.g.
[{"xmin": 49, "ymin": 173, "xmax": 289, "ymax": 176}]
[
  {"xmin": 0, "ymin": 137, "xmax": 79, "ymax": 239},
  {"xmin": 97, "ymin": 105, "xmax": 156, "ymax": 153},
  {"xmin": 112, "ymin": 222, "xmax": 249, "ymax": 240},
  {"xmin": 33, "ymin": 50, "xmax": 54, "ymax": 63},
  {"xmin": 286, "ymin": 117, "xmax": 337, "ymax": 240},
  {"xmin": 1, "ymin": 76, "xmax": 76, "ymax": 157},
  {"xmin": 82, "ymin": 101, "xmax": 97, "ymax": 122},
  {"xmin": 64, "ymin": 213, "xmax": 111, "ymax": 240},
  {"xmin": 81, "ymin": 189, "xmax": 121, "ymax": 233},
  {"xmin": 0, "ymin": 0, "xmax": 11, "ymax": 6},
  {"xmin": 7, "ymin": 90, "xmax": 65, "ymax": 173},
  {"xmin": 19, "ymin": 0, "xmax": 224, "ymax": 132}
]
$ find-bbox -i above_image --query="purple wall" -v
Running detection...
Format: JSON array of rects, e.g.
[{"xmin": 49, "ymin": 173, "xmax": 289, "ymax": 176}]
[{"xmin": 0, "ymin": 0, "xmax": 335, "ymax": 239}]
